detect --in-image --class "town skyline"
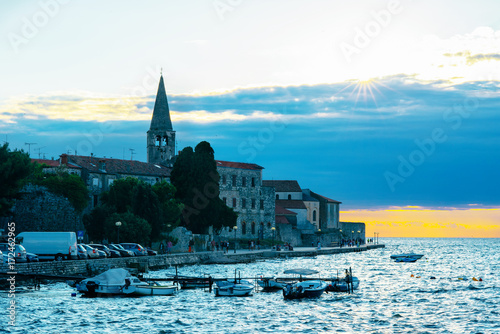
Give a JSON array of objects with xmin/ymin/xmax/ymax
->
[{"xmin": 1, "ymin": 0, "xmax": 499, "ymax": 237}]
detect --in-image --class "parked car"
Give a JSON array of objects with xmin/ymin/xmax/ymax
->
[
  {"xmin": 0, "ymin": 243, "xmax": 27, "ymax": 263},
  {"xmin": 120, "ymin": 243, "xmax": 147, "ymax": 256},
  {"xmin": 96, "ymin": 249, "xmax": 107, "ymax": 258},
  {"xmin": 146, "ymin": 248, "xmax": 158, "ymax": 256},
  {"xmin": 81, "ymin": 244, "xmax": 99, "ymax": 259},
  {"xmin": 26, "ymin": 252, "xmax": 39, "ymax": 262},
  {"xmin": 107, "ymin": 244, "xmax": 134, "ymax": 257},
  {"xmin": 89, "ymin": 244, "xmax": 120, "ymax": 258},
  {"xmin": 77, "ymin": 244, "xmax": 88, "ymax": 259}
]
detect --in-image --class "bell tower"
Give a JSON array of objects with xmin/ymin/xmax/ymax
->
[{"xmin": 147, "ymin": 75, "xmax": 176, "ymax": 165}]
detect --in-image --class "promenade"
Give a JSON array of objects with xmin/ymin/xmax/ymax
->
[{"xmin": 0, "ymin": 243, "xmax": 385, "ymax": 283}]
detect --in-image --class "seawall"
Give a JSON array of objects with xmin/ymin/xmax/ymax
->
[{"xmin": 1, "ymin": 244, "xmax": 385, "ymax": 279}]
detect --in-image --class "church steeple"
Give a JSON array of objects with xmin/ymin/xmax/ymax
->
[
  {"xmin": 150, "ymin": 75, "xmax": 173, "ymax": 131},
  {"xmin": 147, "ymin": 75, "xmax": 176, "ymax": 165}
]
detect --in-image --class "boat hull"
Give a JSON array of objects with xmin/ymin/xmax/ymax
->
[
  {"xmin": 326, "ymin": 277, "xmax": 360, "ymax": 292},
  {"xmin": 214, "ymin": 281, "xmax": 254, "ymax": 297},
  {"xmin": 283, "ymin": 280, "xmax": 328, "ymax": 300},
  {"xmin": 123, "ymin": 284, "xmax": 179, "ymax": 296}
]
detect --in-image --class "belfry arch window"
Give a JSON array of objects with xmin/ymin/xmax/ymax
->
[
  {"xmin": 155, "ymin": 136, "xmax": 162, "ymax": 146},
  {"xmin": 163, "ymin": 136, "xmax": 168, "ymax": 146},
  {"xmin": 313, "ymin": 210, "xmax": 317, "ymax": 221}
]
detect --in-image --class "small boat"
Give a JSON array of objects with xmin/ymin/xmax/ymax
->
[
  {"xmin": 123, "ymin": 282, "xmax": 180, "ymax": 296},
  {"xmin": 394, "ymin": 257, "xmax": 418, "ymax": 263},
  {"xmin": 283, "ymin": 280, "xmax": 328, "ymax": 299},
  {"xmin": 76, "ymin": 268, "xmax": 148, "ymax": 296},
  {"xmin": 390, "ymin": 253, "xmax": 424, "ymax": 261},
  {"xmin": 257, "ymin": 277, "xmax": 290, "ymax": 290},
  {"xmin": 213, "ymin": 280, "xmax": 254, "ymax": 297},
  {"xmin": 326, "ymin": 276, "xmax": 360, "ymax": 292}
]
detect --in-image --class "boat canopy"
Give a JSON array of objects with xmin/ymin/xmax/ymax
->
[
  {"xmin": 82, "ymin": 268, "xmax": 131, "ymax": 285},
  {"xmin": 283, "ymin": 269, "xmax": 319, "ymax": 275}
]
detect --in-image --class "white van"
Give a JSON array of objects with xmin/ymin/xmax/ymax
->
[{"xmin": 17, "ymin": 232, "xmax": 78, "ymax": 261}]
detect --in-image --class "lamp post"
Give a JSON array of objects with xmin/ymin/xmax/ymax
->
[
  {"xmin": 233, "ymin": 225, "xmax": 238, "ymax": 254},
  {"xmin": 339, "ymin": 229, "xmax": 343, "ymax": 247},
  {"xmin": 115, "ymin": 221, "xmax": 122, "ymax": 243},
  {"xmin": 271, "ymin": 227, "xmax": 276, "ymax": 250}
]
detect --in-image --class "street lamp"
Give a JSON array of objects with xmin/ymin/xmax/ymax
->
[
  {"xmin": 233, "ymin": 225, "xmax": 238, "ymax": 253},
  {"xmin": 115, "ymin": 221, "xmax": 122, "ymax": 243},
  {"xmin": 271, "ymin": 227, "xmax": 276, "ymax": 250}
]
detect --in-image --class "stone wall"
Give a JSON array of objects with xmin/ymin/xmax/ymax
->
[{"xmin": 12, "ymin": 184, "xmax": 83, "ymax": 233}]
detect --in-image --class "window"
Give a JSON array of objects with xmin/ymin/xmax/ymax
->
[
  {"xmin": 222, "ymin": 175, "xmax": 226, "ymax": 185},
  {"xmin": 232, "ymin": 175, "xmax": 237, "ymax": 187},
  {"xmin": 288, "ymin": 194, "xmax": 292, "ymax": 200},
  {"xmin": 251, "ymin": 177, "xmax": 255, "ymax": 187},
  {"xmin": 223, "ymin": 197, "xmax": 227, "ymax": 205},
  {"xmin": 242, "ymin": 198, "xmax": 246, "ymax": 208},
  {"xmin": 232, "ymin": 198, "xmax": 237, "ymax": 208},
  {"xmin": 313, "ymin": 210, "xmax": 317, "ymax": 221},
  {"xmin": 267, "ymin": 222, "xmax": 271, "ymax": 228},
  {"xmin": 251, "ymin": 198, "xmax": 256, "ymax": 209},
  {"xmin": 251, "ymin": 222, "xmax": 256, "ymax": 234},
  {"xmin": 242, "ymin": 177, "xmax": 246, "ymax": 187},
  {"xmin": 260, "ymin": 199, "xmax": 264, "ymax": 210},
  {"xmin": 108, "ymin": 179, "xmax": 114, "ymax": 186},
  {"xmin": 242, "ymin": 222, "xmax": 246, "ymax": 235},
  {"xmin": 92, "ymin": 178, "xmax": 98, "ymax": 186},
  {"xmin": 276, "ymin": 194, "xmax": 279, "ymax": 200}
]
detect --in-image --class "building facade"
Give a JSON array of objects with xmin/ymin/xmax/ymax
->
[{"xmin": 217, "ymin": 161, "xmax": 275, "ymax": 240}]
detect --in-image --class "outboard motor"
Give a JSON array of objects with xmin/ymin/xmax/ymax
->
[{"xmin": 86, "ymin": 281, "xmax": 98, "ymax": 295}]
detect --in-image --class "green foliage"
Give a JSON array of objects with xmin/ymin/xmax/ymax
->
[
  {"xmin": 35, "ymin": 171, "xmax": 89, "ymax": 212},
  {"xmin": 85, "ymin": 177, "xmax": 183, "ymax": 244},
  {"xmin": 171, "ymin": 141, "xmax": 237, "ymax": 234},
  {"xmin": 0, "ymin": 143, "xmax": 34, "ymax": 216},
  {"xmin": 104, "ymin": 212, "xmax": 152, "ymax": 245}
]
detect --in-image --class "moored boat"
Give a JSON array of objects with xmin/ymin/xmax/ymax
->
[
  {"xmin": 214, "ymin": 280, "xmax": 254, "ymax": 297},
  {"xmin": 76, "ymin": 268, "xmax": 148, "ymax": 296},
  {"xmin": 283, "ymin": 280, "xmax": 328, "ymax": 299},
  {"xmin": 326, "ymin": 276, "xmax": 360, "ymax": 292},
  {"xmin": 390, "ymin": 253, "xmax": 424, "ymax": 260},
  {"xmin": 123, "ymin": 282, "xmax": 180, "ymax": 296}
]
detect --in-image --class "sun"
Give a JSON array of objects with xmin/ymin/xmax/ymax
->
[{"xmin": 337, "ymin": 77, "xmax": 393, "ymax": 107}]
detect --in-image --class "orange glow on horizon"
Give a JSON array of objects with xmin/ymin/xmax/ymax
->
[{"xmin": 341, "ymin": 207, "xmax": 500, "ymax": 238}]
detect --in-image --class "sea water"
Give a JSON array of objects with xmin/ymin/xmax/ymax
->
[{"xmin": 1, "ymin": 238, "xmax": 499, "ymax": 333}]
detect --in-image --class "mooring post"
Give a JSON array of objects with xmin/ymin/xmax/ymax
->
[{"xmin": 349, "ymin": 267, "xmax": 353, "ymax": 293}]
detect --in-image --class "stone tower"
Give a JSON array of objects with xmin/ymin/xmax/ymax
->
[{"xmin": 147, "ymin": 75, "xmax": 176, "ymax": 165}]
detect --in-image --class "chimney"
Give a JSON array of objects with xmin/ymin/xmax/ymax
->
[{"xmin": 60, "ymin": 154, "xmax": 68, "ymax": 165}]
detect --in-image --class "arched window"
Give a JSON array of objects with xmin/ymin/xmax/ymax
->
[
  {"xmin": 251, "ymin": 222, "xmax": 256, "ymax": 234},
  {"xmin": 163, "ymin": 136, "xmax": 168, "ymax": 145},
  {"xmin": 313, "ymin": 210, "xmax": 317, "ymax": 221},
  {"xmin": 241, "ymin": 222, "xmax": 246, "ymax": 235},
  {"xmin": 276, "ymin": 194, "xmax": 279, "ymax": 200},
  {"xmin": 287, "ymin": 194, "xmax": 292, "ymax": 200},
  {"xmin": 155, "ymin": 136, "xmax": 161, "ymax": 146}
]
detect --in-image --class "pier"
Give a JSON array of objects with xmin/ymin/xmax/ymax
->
[{"xmin": 0, "ymin": 244, "xmax": 385, "ymax": 282}]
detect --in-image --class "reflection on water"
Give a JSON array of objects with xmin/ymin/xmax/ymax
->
[{"xmin": 2, "ymin": 238, "xmax": 499, "ymax": 333}]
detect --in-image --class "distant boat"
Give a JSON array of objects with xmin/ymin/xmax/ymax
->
[
  {"xmin": 283, "ymin": 280, "xmax": 328, "ymax": 299},
  {"xmin": 214, "ymin": 280, "xmax": 254, "ymax": 297},
  {"xmin": 390, "ymin": 253, "xmax": 424, "ymax": 261}
]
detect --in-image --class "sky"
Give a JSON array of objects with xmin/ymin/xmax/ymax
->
[{"xmin": 1, "ymin": 0, "xmax": 499, "ymax": 237}]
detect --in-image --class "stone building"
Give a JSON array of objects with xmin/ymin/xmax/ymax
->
[
  {"xmin": 216, "ymin": 161, "xmax": 275, "ymax": 240},
  {"xmin": 305, "ymin": 189, "xmax": 341, "ymax": 230}
]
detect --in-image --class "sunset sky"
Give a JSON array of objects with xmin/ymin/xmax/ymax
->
[{"xmin": 1, "ymin": 0, "xmax": 499, "ymax": 237}]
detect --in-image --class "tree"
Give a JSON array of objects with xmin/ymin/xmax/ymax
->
[
  {"xmin": 152, "ymin": 181, "xmax": 183, "ymax": 229},
  {"xmin": 171, "ymin": 141, "xmax": 237, "ymax": 234},
  {"xmin": 104, "ymin": 212, "xmax": 151, "ymax": 245},
  {"xmin": 35, "ymin": 170, "xmax": 89, "ymax": 212},
  {"xmin": 0, "ymin": 143, "xmax": 33, "ymax": 216}
]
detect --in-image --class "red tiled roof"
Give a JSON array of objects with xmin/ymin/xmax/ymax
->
[
  {"xmin": 276, "ymin": 199, "xmax": 307, "ymax": 210},
  {"xmin": 32, "ymin": 159, "xmax": 60, "ymax": 167},
  {"xmin": 66, "ymin": 155, "xmax": 171, "ymax": 177},
  {"xmin": 263, "ymin": 180, "xmax": 302, "ymax": 192},
  {"xmin": 216, "ymin": 160, "xmax": 264, "ymax": 170},
  {"xmin": 275, "ymin": 216, "xmax": 290, "ymax": 224},
  {"xmin": 311, "ymin": 191, "xmax": 342, "ymax": 204},
  {"xmin": 275, "ymin": 204, "xmax": 297, "ymax": 215}
]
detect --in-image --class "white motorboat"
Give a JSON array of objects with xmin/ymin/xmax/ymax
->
[
  {"xmin": 76, "ymin": 268, "xmax": 148, "ymax": 296},
  {"xmin": 390, "ymin": 253, "xmax": 424, "ymax": 260},
  {"xmin": 283, "ymin": 280, "xmax": 328, "ymax": 299},
  {"xmin": 123, "ymin": 282, "xmax": 180, "ymax": 296},
  {"xmin": 213, "ymin": 280, "xmax": 254, "ymax": 297},
  {"xmin": 257, "ymin": 268, "xmax": 318, "ymax": 291}
]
